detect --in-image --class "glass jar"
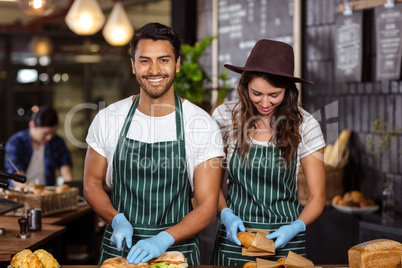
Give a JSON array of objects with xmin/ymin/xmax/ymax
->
[{"xmin": 381, "ymin": 176, "xmax": 394, "ymax": 219}]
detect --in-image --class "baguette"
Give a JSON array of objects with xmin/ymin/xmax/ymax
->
[{"xmin": 325, "ymin": 129, "xmax": 351, "ymax": 166}]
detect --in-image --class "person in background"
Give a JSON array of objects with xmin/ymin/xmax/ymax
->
[
  {"xmin": 4, "ymin": 105, "xmax": 73, "ymax": 188},
  {"xmin": 83, "ymin": 22, "xmax": 224, "ymax": 265},
  {"xmin": 212, "ymin": 39, "xmax": 326, "ymax": 263}
]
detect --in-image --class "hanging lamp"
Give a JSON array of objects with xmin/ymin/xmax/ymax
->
[
  {"xmin": 65, "ymin": 0, "xmax": 105, "ymax": 35},
  {"xmin": 102, "ymin": 2, "xmax": 134, "ymax": 46},
  {"xmin": 17, "ymin": 0, "xmax": 55, "ymax": 16}
]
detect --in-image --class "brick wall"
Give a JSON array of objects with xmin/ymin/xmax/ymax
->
[{"xmin": 303, "ymin": 0, "xmax": 402, "ymax": 213}]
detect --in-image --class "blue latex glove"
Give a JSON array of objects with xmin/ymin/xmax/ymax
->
[
  {"xmin": 110, "ymin": 213, "xmax": 133, "ymax": 251},
  {"xmin": 266, "ymin": 220, "xmax": 306, "ymax": 249},
  {"xmin": 220, "ymin": 208, "xmax": 246, "ymax": 246},
  {"xmin": 127, "ymin": 231, "xmax": 175, "ymax": 264}
]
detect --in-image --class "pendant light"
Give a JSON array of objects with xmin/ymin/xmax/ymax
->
[
  {"xmin": 65, "ymin": 0, "xmax": 105, "ymax": 35},
  {"xmin": 102, "ymin": 2, "xmax": 134, "ymax": 46},
  {"xmin": 17, "ymin": 0, "xmax": 55, "ymax": 16}
]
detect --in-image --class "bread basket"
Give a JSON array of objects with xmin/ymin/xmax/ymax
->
[{"xmin": 297, "ymin": 148, "xmax": 349, "ymax": 206}]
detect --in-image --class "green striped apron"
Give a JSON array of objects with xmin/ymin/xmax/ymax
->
[
  {"xmin": 99, "ymin": 95, "xmax": 199, "ymax": 265},
  {"xmin": 213, "ymin": 144, "xmax": 305, "ymax": 265}
]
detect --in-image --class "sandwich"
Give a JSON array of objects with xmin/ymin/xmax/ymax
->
[
  {"xmin": 100, "ymin": 257, "xmax": 148, "ymax": 268},
  {"xmin": 149, "ymin": 251, "xmax": 188, "ymax": 268},
  {"xmin": 237, "ymin": 231, "xmax": 256, "ymax": 247}
]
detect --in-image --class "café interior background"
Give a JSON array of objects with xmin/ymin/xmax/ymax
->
[
  {"xmin": 0, "ymin": 0, "xmax": 402, "ymax": 216},
  {"xmin": 0, "ymin": 0, "xmax": 176, "ymax": 180}
]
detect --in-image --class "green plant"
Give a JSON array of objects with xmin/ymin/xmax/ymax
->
[
  {"xmin": 366, "ymin": 116, "xmax": 400, "ymax": 173},
  {"xmin": 174, "ymin": 35, "xmax": 230, "ymax": 106}
]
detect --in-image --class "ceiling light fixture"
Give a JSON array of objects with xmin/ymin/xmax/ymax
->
[
  {"xmin": 102, "ymin": 2, "xmax": 134, "ymax": 46},
  {"xmin": 16, "ymin": 0, "xmax": 55, "ymax": 16},
  {"xmin": 65, "ymin": 0, "xmax": 105, "ymax": 35}
]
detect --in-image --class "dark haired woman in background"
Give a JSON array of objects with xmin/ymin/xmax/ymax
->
[
  {"xmin": 212, "ymin": 39, "xmax": 326, "ymax": 263},
  {"xmin": 5, "ymin": 105, "xmax": 73, "ymax": 188}
]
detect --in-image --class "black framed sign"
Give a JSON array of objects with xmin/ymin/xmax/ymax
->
[
  {"xmin": 334, "ymin": 12, "xmax": 363, "ymax": 82},
  {"xmin": 374, "ymin": 4, "xmax": 402, "ymax": 81},
  {"xmin": 217, "ymin": 0, "xmax": 294, "ymax": 89}
]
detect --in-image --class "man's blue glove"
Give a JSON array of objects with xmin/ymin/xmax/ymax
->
[
  {"xmin": 110, "ymin": 213, "xmax": 133, "ymax": 251},
  {"xmin": 127, "ymin": 231, "xmax": 175, "ymax": 264},
  {"xmin": 220, "ymin": 208, "xmax": 246, "ymax": 246},
  {"xmin": 266, "ymin": 220, "xmax": 306, "ymax": 249}
]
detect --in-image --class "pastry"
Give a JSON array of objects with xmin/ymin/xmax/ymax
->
[
  {"xmin": 34, "ymin": 249, "xmax": 59, "ymax": 268},
  {"xmin": 10, "ymin": 249, "xmax": 43, "ymax": 268}
]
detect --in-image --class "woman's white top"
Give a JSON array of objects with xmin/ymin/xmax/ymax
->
[{"xmin": 212, "ymin": 100, "xmax": 326, "ymax": 173}]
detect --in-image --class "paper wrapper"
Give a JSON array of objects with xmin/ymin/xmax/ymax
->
[
  {"xmin": 255, "ymin": 251, "xmax": 315, "ymax": 268},
  {"xmin": 241, "ymin": 228, "xmax": 275, "ymax": 256}
]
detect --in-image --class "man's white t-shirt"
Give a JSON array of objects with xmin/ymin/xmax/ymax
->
[
  {"xmin": 212, "ymin": 100, "xmax": 326, "ymax": 173},
  {"xmin": 86, "ymin": 96, "xmax": 225, "ymax": 190}
]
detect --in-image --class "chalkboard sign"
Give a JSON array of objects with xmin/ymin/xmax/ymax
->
[
  {"xmin": 217, "ymin": 0, "xmax": 294, "ymax": 91},
  {"xmin": 334, "ymin": 12, "xmax": 363, "ymax": 82},
  {"xmin": 375, "ymin": 4, "xmax": 402, "ymax": 81}
]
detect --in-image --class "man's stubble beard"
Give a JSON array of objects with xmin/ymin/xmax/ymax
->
[{"xmin": 136, "ymin": 73, "xmax": 176, "ymax": 99}]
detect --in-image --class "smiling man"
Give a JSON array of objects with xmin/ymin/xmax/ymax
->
[{"xmin": 83, "ymin": 23, "xmax": 225, "ymax": 266}]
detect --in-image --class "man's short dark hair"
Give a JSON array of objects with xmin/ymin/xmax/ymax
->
[
  {"xmin": 130, "ymin": 22, "xmax": 181, "ymax": 61},
  {"xmin": 30, "ymin": 105, "xmax": 58, "ymax": 127}
]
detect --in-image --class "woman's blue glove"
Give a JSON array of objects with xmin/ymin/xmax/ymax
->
[
  {"xmin": 110, "ymin": 213, "xmax": 133, "ymax": 251},
  {"xmin": 266, "ymin": 220, "xmax": 306, "ymax": 249},
  {"xmin": 220, "ymin": 208, "xmax": 246, "ymax": 246},
  {"xmin": 127, "ymin": 231, "xmax": 175, "ymax": 264}
]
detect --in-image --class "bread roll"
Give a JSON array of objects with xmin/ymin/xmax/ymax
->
[
  {"xmin": 331, "ymin": 194, "xmax": 342, "ymax": 206},
  {"xmin": 10, "ymin": 249, "xmax": 43, "ymax": 268},
  {"xmin": 101, "ymin": 257, "xmax": 149, "ymax": 268},
  {"xmin": 277, "ymin": 257, "xmax": 286, "ymax": 264},
  {"xmin": 359, "ymin": 199, "xmax": 375, "ymax": 207},
  {"xmin": 237, "ymin": 232, "xmax": 256, "ymax": 247},
  {"xmin": 56, "ymin": 184, "xmax": 71, "ymax": 193},
  {"xmin": 243, "ymin": 262, "xmax": 257, "ymax": 268},
  {"xmin": 34, "ymin": 249, "xmax": 59, "ymax": 268},
  {"xmin": 348, "ymin": 239, "xmax": 402, "ymax": 268}
]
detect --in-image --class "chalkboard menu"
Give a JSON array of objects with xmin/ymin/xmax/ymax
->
[
  {"xmin": 217, "ymin": 0, "xmax": 294, "ymax": 90},
  {"xmin": 334, "ymin": 12, "xmax": 363, "ymax": 82},
  {"xmin": 375, "ymin": 4, "xmax": 402, "ymax": 81}
]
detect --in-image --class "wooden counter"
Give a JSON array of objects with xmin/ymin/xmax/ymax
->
[
  {"xmin": 0, "ymin": 216, "xmax": 65, "ymax": 261},
  {"xmin": 2, "ymin": 257, "xmax": 348, "ymax": 268},
  {"xmin": 0, "ymin": 205, "xmax": 93, "ymax": 262}
]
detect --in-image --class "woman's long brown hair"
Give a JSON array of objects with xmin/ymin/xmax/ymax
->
[{"xmin": 230, "ymin": 71, "xmax": 303, "ymax": 168}]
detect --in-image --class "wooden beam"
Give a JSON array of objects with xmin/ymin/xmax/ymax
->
[{"xmin": 338, "ymin": 0, "xmax": 402, "ymax": 12}]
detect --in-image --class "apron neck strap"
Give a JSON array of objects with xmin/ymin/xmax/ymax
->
[{"xmin": 120, "ymin": 94, "xmax": 184, "ymax": 141}]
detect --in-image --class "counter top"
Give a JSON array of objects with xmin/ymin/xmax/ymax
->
[
  {"xmin": 59, "ymin": 266, "xmax": 347, "ymax": 268},
  {"xmin": 0, "ymin": 205, "xmax": 93, "ymax": 262},
  {"xmin": 0, "ymin": 217, "xmax": 65, "ymax": 261}
]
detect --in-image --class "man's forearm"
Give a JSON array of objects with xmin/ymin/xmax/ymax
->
[
  {"xmin": 164, "ymin": 201, "xmax": 217, "ymax": 244},
  {"xmin": 84, "ymin": 180, "xmax": 119, "ymax": 225}
]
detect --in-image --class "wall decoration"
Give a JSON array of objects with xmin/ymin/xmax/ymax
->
[
  {"xmin": 217, "ymin": 0, "xmax": 294, "ymax": 90},
  {"xmin": 374, "ymin": 4, "xmax": 402, "ymax": 80},
  {"xmin": 334, "ymin": 11, "xmax": 363, "ymax": 82}
]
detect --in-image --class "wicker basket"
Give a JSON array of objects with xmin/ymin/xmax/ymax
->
[
  {"xmin": 297, "ymin": 149, "xmax": 350, "ymax": 206},
  {"xmin": 5, "ymin": 187, "xmax": 79, "ymax": 216}
]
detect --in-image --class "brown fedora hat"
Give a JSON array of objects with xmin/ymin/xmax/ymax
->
[{"xmin": 224, "ymin": 39, "xmax": 313, "ymax": 84}]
